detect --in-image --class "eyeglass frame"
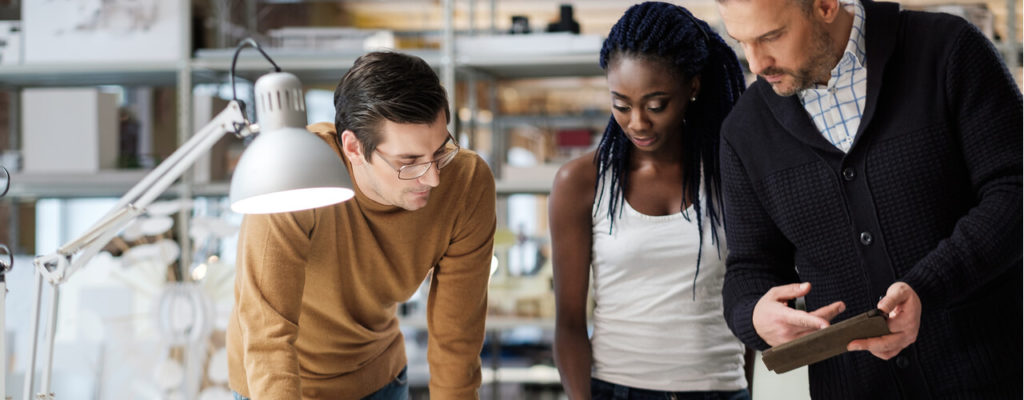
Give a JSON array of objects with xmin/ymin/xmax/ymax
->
[{"xmin": 372, "ymin": 133, "xmax": 461, "ymax": 180}]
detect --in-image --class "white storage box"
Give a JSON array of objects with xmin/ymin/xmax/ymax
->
[
  {"xmin": 23, "ymin": 1, "xmax": 181, "ymax": 63},
  {"xmin": 22, "ymin": 88, "xmax": 119, "ymax": 173},
  {"xmin": 0, "ymin": 20, "xmax": 21, "ymax": 65},
  {"xmin": 456, "ymin": 32, "xmax": 603, "ymax": 55},
  {"xmin": 268, "ymin": 27, "xmax": 395, "ymax": 51}
]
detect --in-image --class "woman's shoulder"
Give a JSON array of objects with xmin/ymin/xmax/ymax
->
[{"xmin": 552, "ymin": 150, "xmax": 599, "ymax": 197}]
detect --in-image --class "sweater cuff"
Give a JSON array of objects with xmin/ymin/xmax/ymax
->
[
  {"xmin": 898, "ymin": 265, "xmax": 946, "ymax": 311},
  {"xmin": 428, "ymin": 385, "xmax": 479, "ymax": 400},
  {"xmin": 733, "ymin": 297, "xmax": 771, "ymax": 351}
]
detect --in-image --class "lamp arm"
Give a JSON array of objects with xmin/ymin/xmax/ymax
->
[
  {"xmin": 34, "ymin": 101, "xmax": 252, "ymax": 286},
  {"xmin": 22, "ymin": 100, "xmax": 252, "ymax": 400},
  {"xmin": 97, "ymin": 101, "xmax": 248, "ymax": 225}
]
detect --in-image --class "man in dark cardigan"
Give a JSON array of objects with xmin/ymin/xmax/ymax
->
[{"xmin": 715, "ymin": 0, "xmax": 1022, "ymax": 397}]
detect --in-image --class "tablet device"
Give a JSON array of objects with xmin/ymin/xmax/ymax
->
[{"xmin": 761, "ymin": 308, "xmax": 890, "ymax": 373}]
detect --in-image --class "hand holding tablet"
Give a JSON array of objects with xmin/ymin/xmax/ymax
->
[{"xmin": 762, "ymin": 309, "xmax": 891, "ymax": 373}]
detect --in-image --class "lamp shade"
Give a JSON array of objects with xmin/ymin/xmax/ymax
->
[
  {"xmin": 229, "ymin": 126, "xmax": 354, "ymax": 214},
  {"xmin": 229, "ymin": 72, "xmax": 354, "ymax": 214}
]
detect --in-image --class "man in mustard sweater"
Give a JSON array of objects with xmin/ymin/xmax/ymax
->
[{"xmin": 227, "ymin": 52, "xmax": 497, "ymax": 399}]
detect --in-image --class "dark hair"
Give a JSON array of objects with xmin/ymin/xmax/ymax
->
[
  {"xmin": 334, "ymin": 51, "xmax": 450, "ymax": 161},
  {"xmin": 595, "ymin": 2, "xmax": 745, "ymax": 295}
]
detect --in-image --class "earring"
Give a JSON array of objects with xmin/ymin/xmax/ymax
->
[{"xmin": 690, "ymin": 96, "xmax": 697, "ymax": 102}]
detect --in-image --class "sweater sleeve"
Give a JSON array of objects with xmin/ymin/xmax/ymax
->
[
  {"xmin": 720, "ymin": 136, "xmax": 800, "ymax": 351},
  {"xmin": 426, "ymin": 156, "xmax": 496, "ymax": 399},
  {"xmin": 899, "ymin": 22, "xmax": 1023, "ymax": 308},
  {"xmin": 235, "ymin": 209, "xmax": 316, "ymax": 398}
]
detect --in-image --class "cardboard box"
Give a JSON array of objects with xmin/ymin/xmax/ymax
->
[{"xmin": 191, "ymin": 93, "xmax": 234, "ymax": 183}]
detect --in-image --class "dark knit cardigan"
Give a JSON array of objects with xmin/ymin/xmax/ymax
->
[{"xmin": 719, "ymin": 2, "xmax": 1022, "ymax": 399}]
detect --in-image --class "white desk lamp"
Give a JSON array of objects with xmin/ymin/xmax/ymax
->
[
  {"xmin": 2, "ymin": 164, "xmax": 13, "ymax": 399},
  {"xmin": 1, "ymin": 240, "xmax": 10, "ymax": 399},
  {"xmin": 14, "ymin": 39, "xmax": 354, "ymax": 400}
]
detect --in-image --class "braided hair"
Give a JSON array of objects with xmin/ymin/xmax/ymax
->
[{"xmin": 595, "ymin": 2, "xmax": 745, "ymax": 296}]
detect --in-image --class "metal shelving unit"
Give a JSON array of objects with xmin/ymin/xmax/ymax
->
[
  {"xmin": 192, "ymin": 48, "xmax": 443, "ymax": 84},
  {"xmin": 5, "ymin": 171, "xmax": 152, "ymax": 198},
  {"xmin": 458, "ymin": 52, "xmax": 601, "ymax": 79},
  {"xmin": 0, "ymin": 0, "xmax": 1018, "ymax": 199},
  {"xmin": 0, "ymin": 63, "xmax": 181, "ymax": 87}
]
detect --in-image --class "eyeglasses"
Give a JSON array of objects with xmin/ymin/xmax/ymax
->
[{"xmin": 373, "ymin": 133, "xmax": 460, "ymax": 180}]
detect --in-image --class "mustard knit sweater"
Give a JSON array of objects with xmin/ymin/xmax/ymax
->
[{"xmin": 227, "ymin": 122, "xmax": 496, "ymax": 399}]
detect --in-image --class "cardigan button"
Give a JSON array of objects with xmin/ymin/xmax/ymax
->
[
  {"xmin": 842, "ymin": 168, "xmax": 856, "ymax": 181},
  {"xmin": 859, "ymin": 232, "xmax": 873, "ymax": 245}
]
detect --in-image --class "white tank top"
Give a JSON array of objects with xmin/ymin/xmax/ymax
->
[{"xmin": 590, "ymin": 174, "xmax": 746, "ymax": 392}]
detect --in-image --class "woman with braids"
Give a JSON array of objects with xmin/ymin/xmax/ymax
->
[{"xmin": 549, "ymin": 2, "xmax": 751, "ymax": 399}]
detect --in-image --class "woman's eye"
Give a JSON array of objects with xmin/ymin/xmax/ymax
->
[
  {"xmin": 647, "ymin": 102, "xmax": 667, "ymax": 112},
  {"xmin": 613, "ymin": 105, "xmax": 630, "ymax": 112}
]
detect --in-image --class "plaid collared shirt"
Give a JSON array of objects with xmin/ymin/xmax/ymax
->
[{"xmin": 799, "ymin": 0, "xmax": 867, "ymax": 153}]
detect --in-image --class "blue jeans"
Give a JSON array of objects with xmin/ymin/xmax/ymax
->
[
  {"xmin": 363, "ymin": 366, "xmax": 410, "ymax": 400},
  {"xmin": 233, "ymin": 366, "xmax": 409, "ymax": 400},
  {"xmin": 591, "ymin": 378, "xmax": 751, "ymax": 400}
]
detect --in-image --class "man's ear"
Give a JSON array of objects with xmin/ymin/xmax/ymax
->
[
  {"xmin": 340, "ymin": 130, "xmax": 365, "ymax": 166},
  {"xmin": 690, "ymin": 75, "xmax": 701, "ymax": 101},
  {"xmin": 816, "ymin": 0, "xmax": 842, "ymax": 23}
]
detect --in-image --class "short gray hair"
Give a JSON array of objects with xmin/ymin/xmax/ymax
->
[{"xmin": 715, "ymin": 0, "xmax": 814, "ymax": 14}]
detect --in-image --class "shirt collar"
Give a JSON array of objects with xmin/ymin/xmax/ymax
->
[{"xmin": 844, "ymin": 0, "xmax": 867, "ymax": 68}]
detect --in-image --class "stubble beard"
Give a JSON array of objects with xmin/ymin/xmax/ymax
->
[{"xmin": 766, "ymin": 24, "xmax": 837, "ymax": 97}]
